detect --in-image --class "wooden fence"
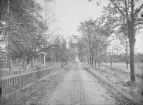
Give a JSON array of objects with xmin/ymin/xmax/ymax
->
[{"xmin": 0, "ymin": 64, "xmax": 60, "ymax": 96}]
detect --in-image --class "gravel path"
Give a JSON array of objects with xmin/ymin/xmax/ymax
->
[{"xmin": 41, "ymin": 62, "xmax": 116, "ymax": 105}]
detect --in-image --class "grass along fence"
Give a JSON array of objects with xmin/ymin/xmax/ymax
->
[{"xmin": 0, "ymin": 63, "xmax": 60, "ymax": 97}]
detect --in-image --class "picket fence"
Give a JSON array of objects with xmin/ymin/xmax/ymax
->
[{"xmin": 0, "ymin": 64, "xmax": 60, "ymax": 96}]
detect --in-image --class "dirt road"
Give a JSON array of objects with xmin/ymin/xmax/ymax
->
[{"xmin": 41, "ymin": 62, "xmax": 116, "ymax": 105}]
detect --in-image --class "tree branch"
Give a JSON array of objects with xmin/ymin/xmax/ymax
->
[
  {"xmin": 110, "ymin": 0, "xmax": 127, "ymax": 19},
  {"xmin": 135, "ymin": 18, "xmax": 143, "ymax": 25},
  {"xmin": 134, "ymin": 3, "xmax": 143, "ymax": 16},
  {"xmin": 135, "ymin": 22, "xmax": 143, "ymax": 25},
  {"xmin": 124, "ymin": 0, "xmax": 129, "ymax": 20},
  {"xmin": 114, "ymin": 22, "xmax": 126, "ymax": 27}
]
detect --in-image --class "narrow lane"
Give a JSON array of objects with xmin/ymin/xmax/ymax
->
[{"xmin": 41, "ymin": 62, "xmax": 116, "ymax": 105}]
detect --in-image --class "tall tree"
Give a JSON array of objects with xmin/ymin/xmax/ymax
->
[
  {"xmin": 78, "ymin": 18, "xmax": 111, "ymax": 67},
  {"xmin": 78, "ymin": 19, "xmax": 96, "ymax": 66},
  {"xmin": 0, "ymin": 0, "xmax": 57, "ymax": 70},
  {"xmin": 89, "ymin": 0, "xmax": 143, "ymax": 82}
]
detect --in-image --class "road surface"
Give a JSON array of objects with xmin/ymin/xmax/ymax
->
[{"xmin": 41, "ymin": 62, "xmax": 116, "ymax": 105}]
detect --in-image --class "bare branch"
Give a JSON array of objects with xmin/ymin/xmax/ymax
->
[
  {"xmin": 134, "ymin": 3, "xmax": 143, "ymax": 16},
  {"xmin": 124, "ymin": 0, "xmax": 129, "ymax": 20},
  {"xmin": 110, "ymin": 0, "xmax": 127, "ymax": 19}
]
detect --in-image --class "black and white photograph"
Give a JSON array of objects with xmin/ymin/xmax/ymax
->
[{"xmin": 0, "ymin": 0, "xmax": 143, "ymax": 105}]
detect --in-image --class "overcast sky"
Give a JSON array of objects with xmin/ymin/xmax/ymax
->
[
  {"xmin": 40, "ymin": 0, "xmax": 143, "ymax": 53},
  {"xmin": 55, "ymin": 0, "xmax": 107, "ymax": 37}
]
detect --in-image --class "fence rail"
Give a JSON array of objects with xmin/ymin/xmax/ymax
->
[
  {"xmin": 0, "ymin": 63, "xmax": 59, "ymax": 77},
  {"xmin": 0, "ymin": 64, "xmax": 60, "ymax": 96}
]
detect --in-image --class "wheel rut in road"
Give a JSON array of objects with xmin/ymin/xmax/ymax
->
[{"xmin": 41, "ymin": 63, "xmax": 116, "ymax": 105}]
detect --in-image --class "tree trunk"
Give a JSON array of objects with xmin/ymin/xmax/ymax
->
[
  {"xmin": 126, "ymin": 39, "xmax": 129, "ymax": 70},
  {"xmin": 94, "ymin": 59, "xmax": 96, "ymax": 67},
  {"xmin": 43, "ymin": 54, "xmax": 46, "ymax": 67},
  {"xmin": 90, "ymin": 54, "xmax": 92, "ymax": 65},
  {"xmin": 129, "ymin": 38, "xmax": 135, "ymax": 81},
  {"xmin": 98, "ymin": 58, "xmax": 101, "ymax": 69},
  {"xmin": 98, "ymin": 46, "xmax": 102, "ymax": 69},
  {"xmin": 128, "ymin": 21, "xmax": 135, "ymax": 82},
  {"xmin": 61, "ymin": 56, "xmax": 64, "ymax": 68},
  {"xmin": 126, "ymin": 60, "xmax": 128, "ymax": 70},
  {"xmin": 89, "ymin": 40, "xmax": 92, "ymax": 66},
  {"xmin": 26, "ymin": 58, "xmax": 31, "ymax": 70},
  {"xmin": 31, "ymin": 58, "xmax": 34, "ymax": 68},
  {"xmin": 91, "ymin": 52, "xmax": 94, "ymax": 66},
  {"xmin": 22, "ymin": 58, "xmax": 26, "ymax": 69},
  {"xmin": 98, "ymin": 61, "xmax": 100, "ymax": 69},
  {"xmin": 110, "ymin": 57, "xmax": 112, "ymax": 68},
  {"xmin": 110, "ymin": 48, "xmax": 113, "ymax": 68},
  {"xmin": 87, "ymin": 56, "xmax": 88, "ymax": 64}
]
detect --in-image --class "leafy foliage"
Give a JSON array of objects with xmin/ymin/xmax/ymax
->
[
  {"xmin": 0, "ymin": 0, "xmax": 59, "ymax": 69},
  {"xmin": 78, "ymin": 18, "xmax": 112, "ymax": 66}
]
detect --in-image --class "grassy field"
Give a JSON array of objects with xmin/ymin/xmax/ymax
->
[
  {"xmin": 85, "ymin": 63, "xmax": 143, "ymax": 104},
  {"xmin": 103, "ymin": 62, "xmax": 143, "ymax": 74},
  {"xmin": 102, "ymin": 62, "xmax": 143, "ymax": 92}
]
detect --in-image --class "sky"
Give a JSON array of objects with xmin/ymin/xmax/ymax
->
[
  {"xmin": 54, "ymin": 0, "xmax": 108, "ymax": 38},
  {"xmin": 39, "ymin": 0, "xmax": 143, "ymax": 53}
]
